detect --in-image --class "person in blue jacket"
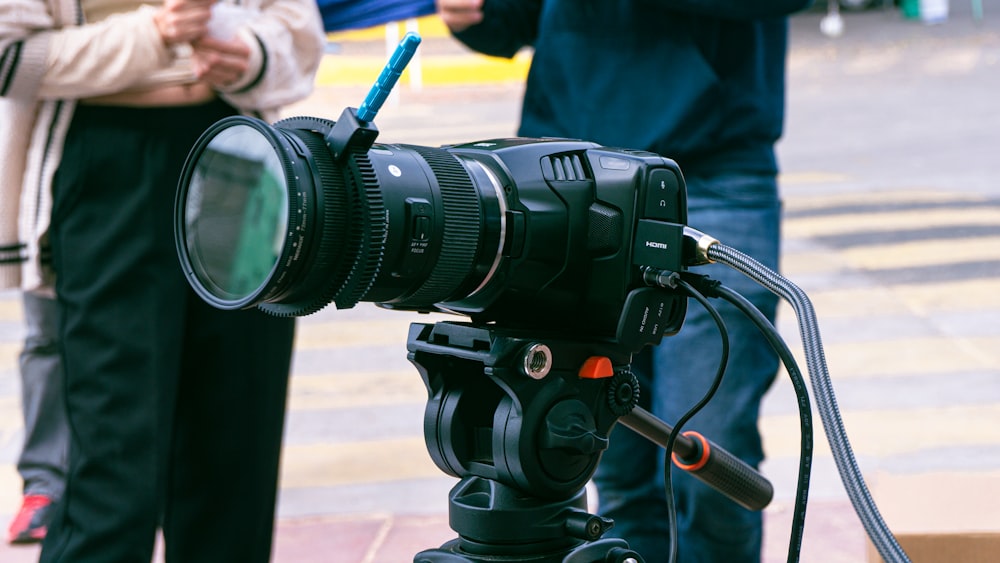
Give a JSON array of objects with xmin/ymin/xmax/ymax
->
[{"xmin": 437, "ymin": 1, "xmax": 811, "ymax": 561}]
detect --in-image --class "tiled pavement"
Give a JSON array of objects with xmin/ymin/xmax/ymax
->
[{"xmin": 3, "ymin": 5, "xmax": 1000, "ymax": 562}]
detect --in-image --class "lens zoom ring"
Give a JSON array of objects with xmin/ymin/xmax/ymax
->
[
  {"xmin": 335, "ymin": 150, "xmax": 385, "ymax": 309},
  {"xmin": 286, "ymin": 128, "xmax": 351, "ymax": 315},
  {"xmin": 403, "ymin": 146, "xmax": 482, "ymax": 305}
]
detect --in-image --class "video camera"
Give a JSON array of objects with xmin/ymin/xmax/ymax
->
[
  {"xmin": 174, "ymin": 109, "xmax": 689, "ymax": 354},
  {"xmin": 171, "ymin": 32, "xmax": 750, "ymax": 563}
]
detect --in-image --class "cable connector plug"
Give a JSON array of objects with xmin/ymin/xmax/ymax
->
[
  {"xmin": 642, "ymin": 267, "xmax": 723, "ymax": 300},
  {"xmin": 679, "ymin": 272, "xmax": 722, "ymax": 299},
  {"xmin": 682, "ymin": 226, "xmax": 720, "ymax": 266},
  {"xmin": 642, "ymin": 267, "xmax": 681, "ymax": 289}
]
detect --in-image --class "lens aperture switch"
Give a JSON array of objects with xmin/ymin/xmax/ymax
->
[
  {"xmin": 412, "ymin": 216, "xmax": 430, "ymax": 241},
  {"xmin": 406, "ymin": 198, "xmax": 433, "ymax": 243},
  {"xmin": 396, "ymin": 198, "xmax": 433, "ymax": 276}
]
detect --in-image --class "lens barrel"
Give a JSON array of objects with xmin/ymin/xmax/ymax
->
[{"xmin": 175, "ymin": 115, "xmax": 505, "ymax": 317}]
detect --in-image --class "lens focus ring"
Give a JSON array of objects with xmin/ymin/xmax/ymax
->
[{"xmin": 402, "ymin": 146, "xmax": 483, "ymax": 306}]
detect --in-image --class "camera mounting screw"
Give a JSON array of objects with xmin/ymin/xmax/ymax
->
[{"xmin": 522, "ymin": 343, "xmax": 552, "ymax": 379}]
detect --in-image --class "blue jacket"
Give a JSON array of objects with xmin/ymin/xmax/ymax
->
[{"xmin": 453, "ymin": 0, "xmax": 811, "ymax": 176}]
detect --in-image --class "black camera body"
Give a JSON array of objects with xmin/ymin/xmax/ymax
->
[
  {"xmin": 373, "ymin": 136, "xmax": 689, "ymax": 345},
  {"xmin": 174, "ymin": 110, "xmax": 689, "ymax": 352}
]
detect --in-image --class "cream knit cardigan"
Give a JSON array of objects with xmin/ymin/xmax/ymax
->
[{"xmin": 0, "ymin": 0, "xmax": 325, "ymax": 290}]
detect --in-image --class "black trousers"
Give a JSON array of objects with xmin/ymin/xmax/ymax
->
[{"xmin": 41, "ymin": 100, "xmax": 296, "ymax": 563}]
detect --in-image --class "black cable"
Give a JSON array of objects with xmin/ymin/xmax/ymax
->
[
  {"xmin": 708, "ymin": 281, "xmax": 814, "ymax": 563},
  {"xmin": 648, "ymin": 267, "xmax": 813, "ymax": 562},
  {"xmin": 663, "ymin": 277, "xmax": 730, "ymax": 563}
]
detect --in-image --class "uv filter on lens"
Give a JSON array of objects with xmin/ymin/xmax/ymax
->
[{"xmin": 177, "ymin": 119, "xmax": 290, "ymax": 307}]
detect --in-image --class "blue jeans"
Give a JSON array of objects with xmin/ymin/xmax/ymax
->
[{"xmin": 593, "ymin": 171, "xmax": 781, "ymax": 563}]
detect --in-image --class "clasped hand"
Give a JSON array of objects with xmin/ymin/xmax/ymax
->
[
  {"xmin": 436, "ymin": 0, "xmax": 484, "ymax": 32},
  {"xmin": 153, "ymin": 0, "xmax": 250, "ymax": 89}
]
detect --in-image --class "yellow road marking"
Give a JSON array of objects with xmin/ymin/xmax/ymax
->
[
  {"xmin": 288, "ymin": 371, "xmax": 426, "ymax": 411},
  {"xmin": 784, "ymin": 207, "xmax": 1000, "ymax": 238},
  {"xmin": 761, "ymin": 404, "xmax": 1000, "ymax": 459},
  {"xmin": 280, "ymin": 437, "xmax": 441, "ymax": 488}
]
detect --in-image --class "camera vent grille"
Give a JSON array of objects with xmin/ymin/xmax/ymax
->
[{"xmin": 543, "ymin": 153, "xmax": 590, "ymax": 182}]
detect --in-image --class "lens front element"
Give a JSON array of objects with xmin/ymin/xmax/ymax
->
[{"xmin": 177, "ymin": 119, "xmax": 290, "ymax": 307}]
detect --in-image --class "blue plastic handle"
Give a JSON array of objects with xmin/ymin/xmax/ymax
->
[{"xmin": 356, "ymin": 32, "xmax": 422, "ymax": 123}]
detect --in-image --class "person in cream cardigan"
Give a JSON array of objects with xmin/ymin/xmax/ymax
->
[{"xmin": 0, "ymin": 0, "xmax": 325, "ymax": 560}]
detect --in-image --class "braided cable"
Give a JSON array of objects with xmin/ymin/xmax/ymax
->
[{"xmin": 707, "ymin": 242, "xmax": 910, "ymax": 563}]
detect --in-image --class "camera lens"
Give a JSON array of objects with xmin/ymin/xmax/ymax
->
[{"xmin": 175, "ymin": 115, "xmax": 505, "ymax": 317}]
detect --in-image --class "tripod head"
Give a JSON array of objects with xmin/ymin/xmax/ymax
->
[
  {"xmin": 409, "ymin": 321, "xmax": 645, "ymax": 562},
  {"xmin": 408, "ymin": 319, "xmax": 773, "ymax": 562},
  {"xmin": 410, "ymin": 322, "xmax": 636, "ymax": 500}
]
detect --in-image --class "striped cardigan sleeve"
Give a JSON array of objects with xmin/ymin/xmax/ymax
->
[
  {"xmin": 217, "ymin": 0, "xmax": 325, "ymax": 116},
  {"xmin": 1, "ymin": 2, "xmax": 175, "ymax": 102},
  {"xmin": 1, "ymin": 0, "xmax": 56, "ymax": 99}
]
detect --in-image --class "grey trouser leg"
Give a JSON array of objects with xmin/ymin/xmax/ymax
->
[{"xmin": 16, "ymin": 291, "xmax": 68, "ymax": 499}]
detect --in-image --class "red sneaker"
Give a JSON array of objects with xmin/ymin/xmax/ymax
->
[{"xmin": 7, "ymin": 494, "xmax": 54, "ymax": 544}]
